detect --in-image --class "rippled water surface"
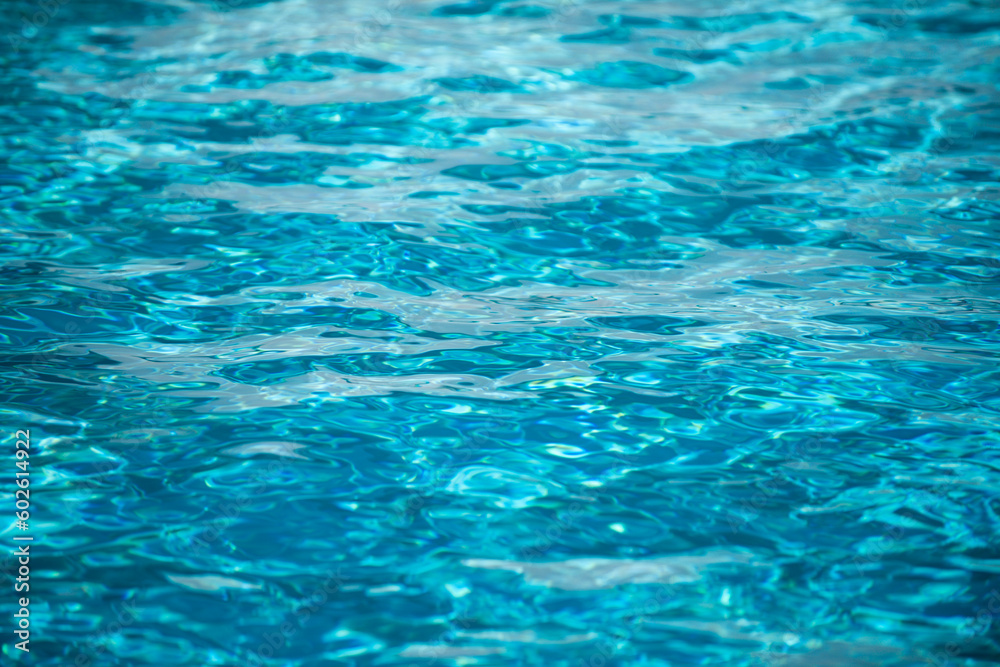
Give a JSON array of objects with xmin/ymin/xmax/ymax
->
[{"xmin": 3, "ymin": 0, "xmax": 1000, "ymax": 664}]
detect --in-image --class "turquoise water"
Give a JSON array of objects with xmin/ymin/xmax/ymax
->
[{"xmin": 2, "ymin": 0, "xmax": 1000, "ymax": 664}]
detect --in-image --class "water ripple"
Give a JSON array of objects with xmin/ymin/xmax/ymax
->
[{"xmin": 4, "ymin": 0, "xmax": 999, "ymax": 665}]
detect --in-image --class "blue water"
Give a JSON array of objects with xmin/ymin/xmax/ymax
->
[{"xmin": 2, "ymin": 0, "xmax": 999, "ymax": 665}]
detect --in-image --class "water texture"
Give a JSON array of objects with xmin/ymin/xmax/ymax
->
[{"xmin": 1, "ymin": 0, "xmax": 999, "ymax": 665}]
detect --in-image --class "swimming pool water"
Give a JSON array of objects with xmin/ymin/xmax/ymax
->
[{"xmin": 2, "ymin": 0, "xmax": 999, "ymax": 665}]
